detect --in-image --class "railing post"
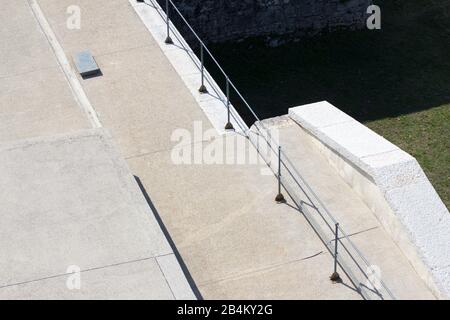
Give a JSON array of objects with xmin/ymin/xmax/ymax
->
[
  {"xmin": 275, "ymin": 146, "xmax": 285, "ymax": 203},
  {"xmin": 164, "ymin": 0, "xmax": 173, "ymax": 44},
  {"xmin": 225, "ymin": 77, "xmax": 234, "ymax": 130},
  {"xmin": 199, "ymin": 44, "xmax": 207, "ymax": 93},
  {"xmin": 330, "ymin": 223, "xmax": 341, "ymax": 282}
]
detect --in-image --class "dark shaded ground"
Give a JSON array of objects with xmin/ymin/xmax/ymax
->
[
  {"xmin": 208, "ymin": 0, "xmax": 450, "ymax": 121},
  {"xmin": 202, "ymin": 0, "xmax": 449, "ymax": 208}
]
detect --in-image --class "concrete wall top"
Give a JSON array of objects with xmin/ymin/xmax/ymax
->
[{"xmin": 289, "ymin": 101, "xmax": 450, "ymax": 299}]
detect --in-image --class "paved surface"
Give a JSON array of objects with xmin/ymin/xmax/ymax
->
[
  {"xmin": 33, "ymin": 0, "xmax": 361, "ymax": 299},
  {"xmin": 0, "ymin": 129, "xmax": 194, "ymax": 299},
  {"xmin": 289, "ymin": 102, "xmax": 450, "ymax": 299},
  {"xmin": 127, "ymin": 133, "xmax": 360, "ymax": 299},
  {"xmin": 0, "ymin": 0, "xmax": 90, "ymax": 142},
  {"xmin": 0, "ymin": 0, "xmax": 193, "ymax": 300},
  {"xmin": 0, "ymin": 0, "xmax": 436, "ymax": 299},
  {"xmin": 260, "ymin": 116, "xmax": 435, "ymax": 299}
]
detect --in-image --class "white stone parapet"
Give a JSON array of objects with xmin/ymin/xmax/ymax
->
[{"xmin": 289, "ymin": 101, "xmax": 450, "ymax": 299}]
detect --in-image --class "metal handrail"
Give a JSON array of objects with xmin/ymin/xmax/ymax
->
[
  {"xmin": 278, "ymin": 150, "xmax": 395, "ymax": 299},
  {"xmin": 143, "ymin": 0, "xmax": 395, "ymax": 300}
]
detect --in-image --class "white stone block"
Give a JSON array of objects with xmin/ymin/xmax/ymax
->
[{"xmin": 289, "ymin": 101, "xmax": 450, "ymax": 299}]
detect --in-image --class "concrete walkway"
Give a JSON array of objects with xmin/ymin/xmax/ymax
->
[
  {"xmin": 35, "ymin": 0, "xmax": 437, "ymax": 299},
  {"xmin": 33, "ymin": 0, "xmax": 361, "ymax": 299},
  {"xmin": 0, "ymin": 129, "xmax": 194, "ymax": 299},
  {"xmin": 0, "ymin": 0, "xmax": 436, "ymax": 299},
  {"xmin": 0, "ymin": 0, "xmax": 89, "ymax": 142},
  {"xmin": 260, "ymin": 116, "xmax": 435, "ymax": 299},
  {"xmin": 0, "ymin": 1, "xmax": 193, "ymax": 300}
]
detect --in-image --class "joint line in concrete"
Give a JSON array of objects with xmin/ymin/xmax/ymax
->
[{"xmin": 27, "ymin": 0, "xmax": 102, "ymax": 129}]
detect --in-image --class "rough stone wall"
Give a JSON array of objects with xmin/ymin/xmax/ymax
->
[{"xmin": 159, "ymin": 0, "xmax": 372, "ymax": 43}]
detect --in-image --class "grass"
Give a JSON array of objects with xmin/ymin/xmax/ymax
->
[
  {"xmin": 205, "ymin": 0, "xmax": 450, "ymax": 208},
  {"xmin": 367, "ymin": 104, "xmax": 449, "ymax": 207}
]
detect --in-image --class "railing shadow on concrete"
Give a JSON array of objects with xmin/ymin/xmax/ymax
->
[
  {"xmin": 134, "ymin": 176, "xmax": 203, "ymax": 300},
  {"xmin": 138, "ymin": 0, "xmax": 395, "ymax": 300}
]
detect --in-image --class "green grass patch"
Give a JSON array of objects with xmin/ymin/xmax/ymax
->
[{"xmin": 367, "ymin": 104, "xmax": 450, "ymax": 208}]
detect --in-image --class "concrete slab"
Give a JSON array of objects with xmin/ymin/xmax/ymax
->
[
  {"xmin": 156, "ymin": 254, "xmax": 197, "ymax": 300},
  {"xmin": 268, "ymin": 118, "xmax": 379, "ymax": 235},
  {"xmin": 262, "ymin": 116, "xmax": 435, "ymax": 299},
  {"xmin": 349, "ymin": 229, "xmax": 435, "ymax": 300},
  {"xmin": 0, "ymin": 1, "xmax": 61, "ymax": 78},
  {"xmin": 37, "ymin": 0, "xmax": 155, "ymax": 56},
  {"xmin": 127, "ymin": 133, "xmax": 360, "ymax": 299},
  {"xmin": 289, "ymin": 102, "xmax": 449, "ymax": 299},
  {"xmin": 33, "ymin": 0, "xmax": 361, "ymax": 298},
  {"xmin": 72, "ymin": 42, "xmax": 216, "ymax": 158},
  {"xmin": 130, "ymin": 0, "xmax": 247, "ymax": 134},
  {"xmin": 0, "ymin": 258, "xmax": 175, "ymax": 300},
  {"xmin": 288, "ymin": 101, "xmax": 400, "ymax": 175},
  {"xmin": 0, "ymin": 129, "xmax": 194, "ymax": 299},
  {"xmin": 0, "ymin": 66, "xmax": 89, "ymax": 142},
  {"xmin": 287, "ymin": 101, "xmax": 354, "ymax": 128},
  {"xmin": 4, "ymin": 0, "xmax": 434, "ymax": 300},
  {"xmin": 0, "ymin": 1, "xmax": 41, "ymax": 40},
  {"xmin": 199, "ymin": 253, "xmax": 359, "ymax": 300},
  {"xmin": 0, "ymin": 0, "xmax": 93, "ymax": 142}
]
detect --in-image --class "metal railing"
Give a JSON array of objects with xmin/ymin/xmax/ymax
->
[{"xmin": 140, "ymin": 0, "xmax": 395, "ymax": 300}]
